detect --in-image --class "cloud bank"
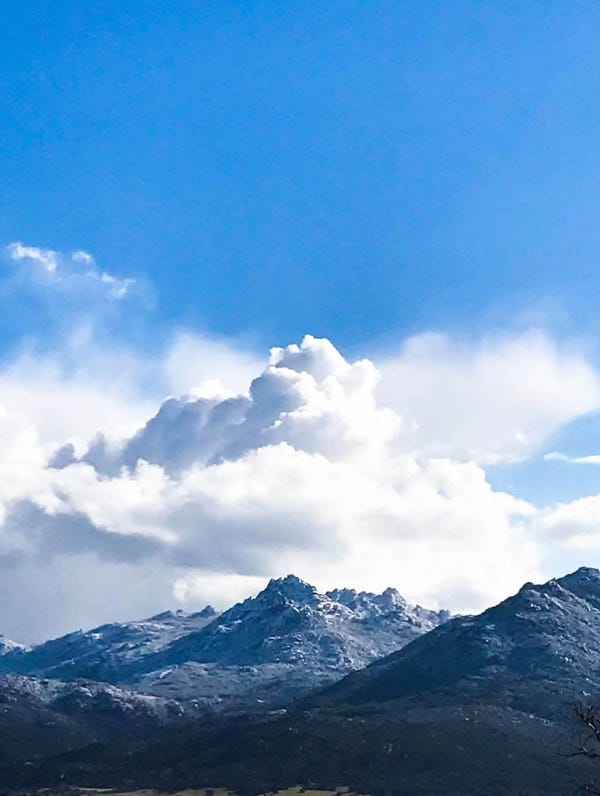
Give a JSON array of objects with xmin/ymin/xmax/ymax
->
[
  {"xmin": 2, "ymin": 330, "xmax": 600, "ymax": 643},
  {"xmin": 3, "ymin": 244, "xmax": 600, "ymax": 642}
]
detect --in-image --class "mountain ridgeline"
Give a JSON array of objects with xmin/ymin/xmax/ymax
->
[
  {"xmin": 0, "ymin": 574, "xmax": 449, "ymax": 708},
  {"xmin": 317, "ymin": 566, "xmax": 600, "ymax": 712},
  {"xmin": 3, "ymin": 568, "xmax": 600, "ymax": 795}
]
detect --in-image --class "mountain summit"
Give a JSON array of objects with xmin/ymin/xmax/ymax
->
[
  {"xmin": 129, "ymin": 575, "xmax": 449, "ymax": 707},
  {"xmin": 3, "ymin": 569, "xmax": 600, "ymax": 795},
  {"xmin": 318, "ymin": 566, "xmax": 600, "ymax": 714},
  {"xmin": 1, "ymin": 575, "xmax": 449, "ymax": 710},
  {"xmin": 261, "ymin": 573, "xmax": 319, "ymax": 604}
]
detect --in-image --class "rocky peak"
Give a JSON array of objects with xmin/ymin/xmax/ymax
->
[
  {"xmin": 509, "ymin": 567, "xmax": 600, "ymax": 616},
  {"xmin": 560, "ymin": 565, "xmax": 600, "ymax": 581},
  {"xmin": 326, "ymin": 586, "xmax": 411, "ymax": 619},
  {"xmin": 554, "ymin": 566, "xmax": 600, "ymax": 608},
  {"xmin": 193, "ymin": 605, "xmax": 218, "ymax": 619},
  {"xmin": 148, "ymin": 610, "xmax": 186, "ymax": 621},
  {"xmin": 376, "ymin": 587, "xmax": 409, "ymax": 611},
  {"xmin": 148, "ymin": 606, "xmax": 218, "ymax": 623},
  {"xmin": 260, "ymin": 574, "xmax": 318, "ymax": 605},
  {"xmin": 326, "ymin": 587, "xmax": 358, "ymax": 606}
]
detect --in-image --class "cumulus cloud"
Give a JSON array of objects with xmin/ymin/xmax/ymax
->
[
  {"xmin": 0, "ymin": 324, "xmax": 262, "ymax": 454},
  {"xmin": 0, "ymin": 334, "xmax": 547, "ymax": 642},
  {"xmin": 2, "ymin": 308, "xmax": 600, "ymax": 642},
  {"xmin": 5, "ymin": 242, "xmax": 136, "ymax": 299},
  {"xmin": 79, "ymin": 336, "xmax": 400, "ymax": 475}
]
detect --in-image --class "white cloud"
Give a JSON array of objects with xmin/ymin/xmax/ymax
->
[
  {"xmin": 7, "ymin": 242, "xmax": 57, "ymax": 273},
  {"xmin": 72, "ymin": 250, "xmax": 94, "ymax": 265},
  {"xmin": 376, "ymin": 331, "xmax": 600, "ymax": 463},
  {"xmin": 2, "ymin": 319, "xmax": 600, "ymax": 642},
  {"xmin": 99, "ymin": 271, "xmax": 136, "ymax": 299},
  {"xmin": 0, "ymin": 335, "xmax": 544, "ymax": 637},
  {"xmin": 5, "ymin": 242, "xmax": 136, "ymax": 300},
  {"xmin": 536, "ymin": 494, "xmax": 600, "ymax": 550},
  {"xmin": 0, "ymin": 326, "xmax": 263, "ymax": 455},
  {"xmin": 544, "ymin": 451, "xmax": 600, "ymax": 465},
  {"xmin": 160, "ymin": 331, "xmax": 262, "ymax": 398},
  {"xmin": 173, "ymin": 571, "xmax": 267, "ymax": 607}
]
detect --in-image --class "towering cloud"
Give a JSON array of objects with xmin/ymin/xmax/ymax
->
[
  {"xmin": 0, "ymin": 321, "xmax": 599, "ymax": 643},
  {"xmin": 0, "ymin": 336, "xmax": 539, "ymax": 639}
]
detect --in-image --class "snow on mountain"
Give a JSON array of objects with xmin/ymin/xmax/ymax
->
[
  {"xmin": 0, "ymin": 672, "xmax": 205, "ymax": 771},
  {"xmin": 0, "ymin": 636, "xmax": 28, "ymax": 656},
  {"xmin": 0, "ymin": 672, "xmax": 186, "ymax": 718},
  {"xmin": 0, "ymin": 574, "xmax": 449, "ymax": 711},
  {"xmin": 0, "ymin": 606, "xmax": 218, "ymax": 682},
  {"xmin": 5, "ymin": 569, "xmax": 600, "ymax": 795},
  {"xmin": 131, "ymin": 574, "xmax": 450, "ymax": 707},
  {"xmin": 317, "ymin": 566, "xmax": 600, "ymax": 714},
  {"xmin": 156, "ymin": 575, "xmax": 448, "ymax": 669}
]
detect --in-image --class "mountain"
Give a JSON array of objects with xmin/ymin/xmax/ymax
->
[
  {"xmin": 19, "ymin": 566, "xmax": 600, "ymax": 795},
  {"xmin": 0, "ymin": 575, "xmax": 452, "ymax": 790},
  {"xmin": 0, "ymin": 635, "xmax": 27, "ymax": 656},
  {"xmin": 317, "ymin": 565, "xmax": 600, "ymax": 713},
  {"xmin": 0, "ymin": 575, "xmax": 449, "ymax": 711},
  {"xmin": 156, "ymin": 575, "xmax": 448, "ymax": 668},
  {"xmin": 0, "ymin": 673, "xmax": 199, "ymax": 771},
  {"xmin": 129, "ymin": 574, "xmax": 450, "ymax": 707},
  {"xmin": 2, "ymin": 569, "xmax": 600, "ymax": 794},
  {"xmin": 0, "ymin": 606, "xmax": 219, "ymax": 682}
]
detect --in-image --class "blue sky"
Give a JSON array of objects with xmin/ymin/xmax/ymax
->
[
  {"xmin": 3, "ymin": 1, "xmax": 600, "ymax": 348},
  {"xmin": 4, "ymin": 2, "xmax": 600, "ymax": 638}
]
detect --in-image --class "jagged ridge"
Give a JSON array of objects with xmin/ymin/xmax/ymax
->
[
  {"xmin": 0, "ymin": 574, "xmax": 449, "ymax": 710},
  {"xmin": 317, "ymin": 566, "xmax": 600, "ymax": 712}
]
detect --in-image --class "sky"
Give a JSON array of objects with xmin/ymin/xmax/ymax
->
[{"xmin": 2, "ymin": 1, "xmax": 600, "ymax": 642}]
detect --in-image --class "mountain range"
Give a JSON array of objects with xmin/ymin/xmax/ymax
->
[
  {"xmin": 0, "ymin": 574, "xmax": 449, "ymax": 711},
  {"xmin": 2, "ymin": 568, "xmax": 600, "ymax": 795},
  {"xmin": 318, "ymin": 566, "xmax": 600, "ymax": 714}
]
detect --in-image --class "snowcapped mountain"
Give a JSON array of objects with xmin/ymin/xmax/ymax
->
[
  {"xmin": 156, "ymin": 574, "xmax": 448, "ymax": 669},
  {"xmin": 0, "ymin": 574, "xmax": 449, "ymax": 710},
  {"xmin": 130, "ymin": 574, "xmax": 450, "ymax": 707},
  {"xmin": 6, "ymin": 568, "xmax": 600, "ymax": 795},
  {"xmin": 317, "ymin": 566, "xmax": 600, "ymax": 714},
  {"xmin": 0, "ymin": 606, "xmax": 219, "ymax": 682}
]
